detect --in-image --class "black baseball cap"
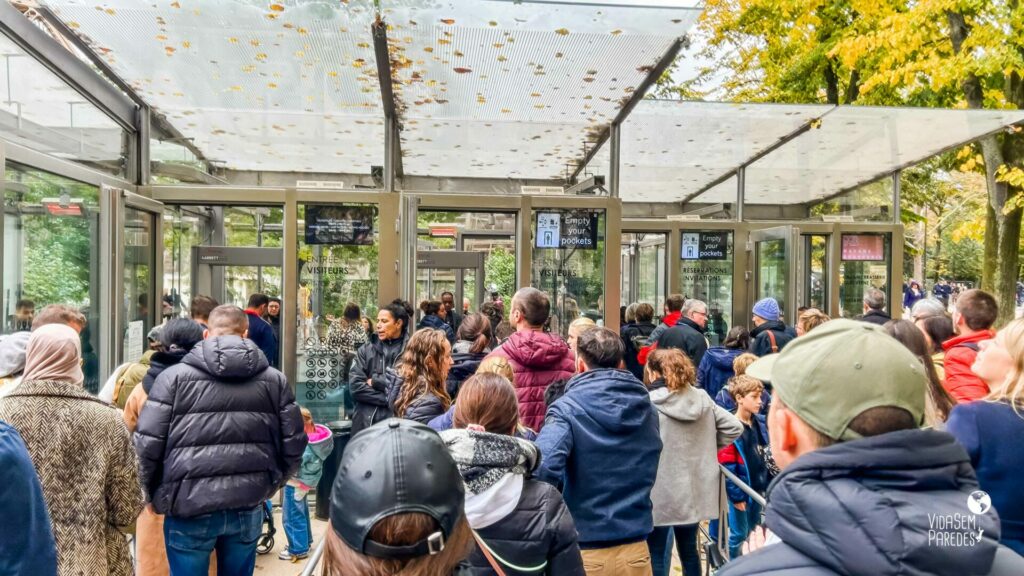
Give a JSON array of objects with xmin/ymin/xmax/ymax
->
[{"xmin": 330, "ymin": 419, "xmax": 465, "ymax": 559}]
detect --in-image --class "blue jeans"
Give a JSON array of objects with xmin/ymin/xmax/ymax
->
[
  {"xmin": 164, "ymin": 507, "xmax": 262, "ymax": 576},
  {"xmin": 727, "ymin": 500, "xmax": 763, "ymax": 559},
  {"xmin": 647, "ymin": 524, "xmax": 701, "ymax": 576},
  {"xmin": 282, "ymin": 485, "xmax": 312, "ymax": 555}
]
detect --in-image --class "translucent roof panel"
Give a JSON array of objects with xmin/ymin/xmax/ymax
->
[
  {"xmin": 0, "ymin": 33, "xmax": 124, "ymax": 165},
  {"xmin": 695, "ymin": 105, "xmax": 1024, "ymax": 205},
  {"xmin": 44, "ymin": 0, "xmax": 384, "ymax": 173},
  {"xmin": 617, "ymin": 100, "xmax": 832, "ymax": 203},
  {"xmin": 384, "ymin": 1, "xmax": 700, "ymax": 178}
]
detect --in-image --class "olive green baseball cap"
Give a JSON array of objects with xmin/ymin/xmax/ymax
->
[{"xmin": 746, "ymin": 319, "xmax": 926, "ymax": 441}]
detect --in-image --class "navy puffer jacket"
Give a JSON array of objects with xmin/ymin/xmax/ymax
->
[
  {"xmin": 717, "ymin": 429, "xmax": 1021, "ymax": 576},
  {"xmin": 135, "ymin": 336, "xmax": 307, "ymax": 518},
  {"xmin": 417, "ymin": 314, "xmax": 456, "ymax": 344}
]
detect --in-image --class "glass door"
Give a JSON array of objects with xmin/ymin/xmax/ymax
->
[
  {"xmin": 621, "ymin": 232, "xmax": 667, "ymax": 322},
  {"xmin": 119, "ymin": 191, "xmax": 163, "ymax": 365},
  {"xmin": 801, "ymin": 234, "xmax": 830, "ymax": 312},
  {"xmin": 749, "ymin": 226, "xmax": 798, "ymax": 326}
]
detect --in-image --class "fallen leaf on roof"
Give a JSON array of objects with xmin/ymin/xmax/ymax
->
[
  {"xmin": 611, "ymin": 29, "xmax": 622, "ymax": 35},
  {"xmin": 554, "ymin": 28, "xmax": 569, "ymax": 35},
  {"xmin": 453, "ymin": 67, "xmax": 472, "ymax": 74},
  {"xmin": 156, "ymin": 34, "xmax": 168, "ymax": 41},
  {"xmin": 270, "ymin": 4, "xmax": 285, "ymax": 12},
  {"xmin": 440, "ymin": 18, "xmax": 455, "ymax": 25}
]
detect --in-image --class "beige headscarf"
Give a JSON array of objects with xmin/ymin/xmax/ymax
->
[{"xmin": 22, "ymin": 323, "xmax": 84, "ymax": 385}]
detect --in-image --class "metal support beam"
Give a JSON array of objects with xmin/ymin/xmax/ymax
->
[
  {"xmin": 373, "ymin": 16, "xmax": 403, "ymax": 183},
  {"xmin": 0, "ymin": 2, "xmax": 137, "ymax": 131},
  {"xmin": 609, "ymin": 122, "xmax": 621, "ymax": 198},
  {"xmin": 570, "ymin": 35, "xmax": 687, "ymax": 183},
  {"xmin": 736, "ymin": 166, "xmax": 745, "ymax": 222},
  {"xmin": 892, "ymin": 170, "xmax": 901, "ymax": 225},
  {"xmin": 134, "ymin": 106, "xmax": 151, "ymax": 185}
]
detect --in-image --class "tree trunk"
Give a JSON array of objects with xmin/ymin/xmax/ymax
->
[
  {"xmin": 823, "ymin": 60, "xmax": 839, "ymax": 105},
  {"xmin": 914, "ymin": 220, "xmax": 925, "ymax": 281},
  {"xmin": 948, "ymin": 10, "xmax": 1021, "ymax": 325},
  {"xmin": 982, "ymin": 202, "xmax": 998, "ymax": 292}
]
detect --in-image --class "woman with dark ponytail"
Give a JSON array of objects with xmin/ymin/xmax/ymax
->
[
  {"xmin": 446, "ymin": 313, "xmax": 493, "ymax": 400},
  {"xmin": 417, "ymin": 299, "xmax": 455, "ymax": 344}
]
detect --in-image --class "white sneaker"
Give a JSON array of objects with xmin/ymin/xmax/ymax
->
[{"xmin": 278, "ymin": 550, "xmax": 309, "ymax": 562}]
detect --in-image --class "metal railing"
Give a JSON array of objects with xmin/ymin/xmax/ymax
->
[
  {"xmin": 719, "ymin": 464, "xmax": 767, "ymax": 507},
  {"xmin": 300, "ymin": 538, "xmax": 327, "ymax": 576}
]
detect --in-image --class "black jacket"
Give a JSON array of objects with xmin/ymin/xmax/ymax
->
[
  {"xmin": 656, "ymin": 317, "xmax": 709, "ymax": 368},
  {"xmin": 349, "ymin": 333, "xmax": 408, "ymax": 436},
  {"xmin": 749, "ymin": 320, "xmax": 793, "ymax": 357},
  {"xmin": 465, "ymin": 479, "xmax": 586, "ymax": 576},
  {"xmin": 718, "ymin": 429, "xmax": 1022, "ymax": 576},
  {"xmin": 141, "ymin": 349, "xmax": 189, "ymax": 394},
  {"xmin": 135, "ymin": 336, "xmax": 306, "ymax": 518},
  {"xmin": 447, "ymin": 350, "xmax": 488, "ymax": 399},
  {"xmin": 621, "ymin": 322, "xmax": 656, "ymax": 380},
  {"xmin": 386, "ymin": 374, "xmax": 447, "ymax": 425},
  {"xmin": 858, "ymin": 309, "xmax": 892, "ymax": 326}
]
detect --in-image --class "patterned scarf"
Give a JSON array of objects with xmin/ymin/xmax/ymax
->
[{"xmin": 440, "ymin": 428, "xmax": 538, "ymax": 496}]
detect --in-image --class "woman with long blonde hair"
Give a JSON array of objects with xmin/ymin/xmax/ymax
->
[
  {"xmin": 947, "ymin": 318, "xmax": 1024, "ymax": 556},
  {"xmin": 388, "ymin": 329, "xmax": 452, "ymax": 424}
]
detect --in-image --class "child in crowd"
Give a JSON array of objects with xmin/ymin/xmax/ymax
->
[
  {"xmin": 717, "ymin": 375, "xmax": 773, "ymax": 559},
  {"xmin": 279, "ymin": 408, "xmax": 334, "ymax": 562},
  {"xmin": 715, "ymin": 353, "xmax": 769, "ymax": 414}
]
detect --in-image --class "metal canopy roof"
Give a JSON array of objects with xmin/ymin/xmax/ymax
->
[
  {"xmin": 608, "ymin": 100, "xmax": 1024, "ymax": 206},
  {"xmin": 41, "ymin": 0, "xmax": 699, "ymax": 177}
]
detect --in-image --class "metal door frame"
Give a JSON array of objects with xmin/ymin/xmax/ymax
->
[
  {"xmin": 415, "ymin": 250, "xmax": 487, "ymax": 311},
  {"xmin": 189, "ymin": 245, "xmax": 284, "ymax": 307},
  {"xmin": 115, "ymin": 189, "xmax": 163, "ymax": 366},
  {"xmin": 748, "ymin": 225, "xmax": 799, "ymax": 326}
]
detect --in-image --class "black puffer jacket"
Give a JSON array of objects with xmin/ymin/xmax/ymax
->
[
  {"xmin": 135, "ymin": 336, "xmax": 306, "ymax": 518},
  {"xmin": 749, "ymin": 320, "xmax": 793, "ymax": 357},
  {"xmin": 447, "ymin": 347, "xmax": 488, "ymax": 399},
  {"xmin": 717, "ymin": 429, "xmax": 1021, "ymax": 576},
  {"xmin": 466, "ymin": 479, "xmax": 585, "ymax": 576},
  {"xmin": 349, "ymin": 333, "xmax": 408, "ymax": 436}
]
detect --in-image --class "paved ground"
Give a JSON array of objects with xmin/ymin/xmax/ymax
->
[{"xmin": 254, "ymin": 505, "xmax": 329, "ymax": 576}]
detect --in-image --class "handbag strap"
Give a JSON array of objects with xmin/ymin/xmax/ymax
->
[
  {"xmin": 767, "ymin": 330, "xmax": 778, "ymax": 353},
  {"xmin": 472, "ymin": 532, "xmax": 508, "ymax": 576}
]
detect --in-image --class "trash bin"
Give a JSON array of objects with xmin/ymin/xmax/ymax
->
[{"xmin": 315, "ymin": 420, "xmax": 353, "ymax": 520}]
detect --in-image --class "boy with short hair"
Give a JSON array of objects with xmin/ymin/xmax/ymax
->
[
  {"xmin": 718, "ymin": 375, "xmax": 772, "ymax": 559},
  {"xmin": 715, "ymin": 353, "xmax": 767, "ymax": 413}
]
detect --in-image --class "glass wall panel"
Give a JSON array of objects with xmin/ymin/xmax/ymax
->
[
  {"xmin": 622, "ymin": 232, "xmax": 667, "ymax": 321},
  {"xmin": 757, "ymin": 239, "xmax": 788, "ymax": 320},
  {"xmin": 809, "ymin": 180, "xmax": 894, "ymax": 223},
  {"xmin": 3, "ymin": 161, "xmax": 103, "ymax": 392},
  {"xmin": 531, "ymin": 209, "xmax": 606, "ymax": 336},
  {"xmin": 804, "ymin": 235, "xmax": 828, "ymax": 310},
  {"xmin": 0, "ymin": 35, "xmax": 126, "ymax": 175},
  {"xmin": 123, "ymin": 207, "xmax": 155, "ymax": 362},
  {"xmin": 162, "ymin": 205, "xmax": 283, "ymax": 314},
  {"xmin": 839, "ymin": 233, "xmax": 892, "ymax": 318},
  {"xmin": 416, "ymin": 210, "xmax": 517, "ymax": 316},
  {"xmin": 297, "ymin": 203, "xmax": 379, "ymax": 424},
  {"xmin": 679, "ymin": 230, "xmax": 734, "ymax": 346}
]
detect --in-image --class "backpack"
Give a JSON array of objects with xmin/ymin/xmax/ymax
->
[{"xmin": 112, "ymin": 351, "xmax": 153, "ymax": 409}]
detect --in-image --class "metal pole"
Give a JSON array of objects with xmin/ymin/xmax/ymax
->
[
  {"xmin": 719, "ymin": 464, "xmax": 766, "ymax": 507},
  {"xmin": 609, "ymin": 122, "xmax": 621, "ymax": 198},
  {"xmin": 892, "ymin": 170, "xmax": 901, "ymax": 226},
  {"xmin": 299, "ymin": 538, "xmax": 327, "ymax": 576},
  {"xmin": 736, "ymin": 166, "xmax": 746, "ymax": 222}
]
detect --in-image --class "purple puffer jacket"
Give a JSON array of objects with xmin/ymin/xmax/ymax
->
[{"xmin": 487, "ymin": 330, "xmax": 576, "ymax": 432}]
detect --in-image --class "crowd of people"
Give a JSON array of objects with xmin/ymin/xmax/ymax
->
[{"xmin": 1, "ymin": 281, "xmax": 1024, "ymax": 576}]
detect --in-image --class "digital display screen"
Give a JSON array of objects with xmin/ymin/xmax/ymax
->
[
  {"xmin": 841, "ymin": 234, "xmax": 885, "ymax": 261},
  {"xmin": 304, "ymin": 205, "xmax": 376, "ymax": 245}
]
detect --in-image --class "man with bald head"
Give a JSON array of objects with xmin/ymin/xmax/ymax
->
[
  {"xmin": 485, "ymin": 287, "xmax": 575, "ymax": 431},
  {"xmin": 135, "ymin": 305, "xmax": 306, "ymax": 574}
]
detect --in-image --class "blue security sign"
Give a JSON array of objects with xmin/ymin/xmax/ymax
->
[{"xmin": 535, "ymin": 211, "xmax": 598, "ymax": 250}]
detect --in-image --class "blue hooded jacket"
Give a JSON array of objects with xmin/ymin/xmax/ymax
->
[
  {"xmin": 0, "ymin": 421, "xmax": 57, "ymax": 576},
  {"xmin": 697, "ymin": 346, "xmax": 744, "ymax": 400},
  {"xmin": 416, "ymin": 313, "xmax": 456, "ymax": 345},
  {"xmin": 535, "ymin": 368, "xmax": 662, "ymax": 548}
]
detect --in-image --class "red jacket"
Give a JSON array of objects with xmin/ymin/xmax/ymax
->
[
  {"xmin": 487, "ymin": 330, "xmax": 576, "ymax": 432},
  {"xmin": 941, "ymin": 330, "xmax": 995, "ymax": 403},
  {"xmin": 637, "ymin": 310, "xmax": 683, "ymax": 366}
]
